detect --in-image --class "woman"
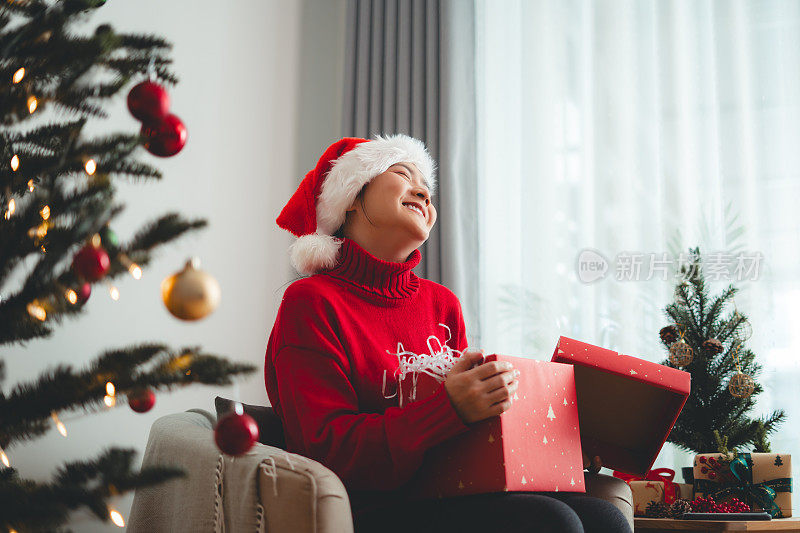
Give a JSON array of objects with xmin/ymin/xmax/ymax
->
[{"xmin": 265, "ymin": 134, "xmax": 630, "ymax": 533}]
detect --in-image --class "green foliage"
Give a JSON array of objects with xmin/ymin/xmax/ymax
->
[
  {"xmin": 0, "ymin": 447, "xmax": 185, "ymax": 532},
  {"xmin": 0, "ymin": 2, "xmax": 256, "ymax": 529},
  {"xmin": 660, "ymin": 247, "xmax": 786, "ymax": 454},
  {"xmin": 751, "ymin": 420, "xmax": 772, "ymax": 453}
]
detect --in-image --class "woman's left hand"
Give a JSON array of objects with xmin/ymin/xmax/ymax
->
[{"xmin": 582, "ymin": 450, "xmax": 602, "ymax": 473}]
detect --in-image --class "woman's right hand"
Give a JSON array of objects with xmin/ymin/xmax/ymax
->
[{"xmin": 444, "ymin": 349, "xmax": 520, "ymax": 425}]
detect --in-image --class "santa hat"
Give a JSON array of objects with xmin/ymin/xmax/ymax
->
[{"xmin": 276, "ymin": 133, "xmax": 437, "ymax": 276}]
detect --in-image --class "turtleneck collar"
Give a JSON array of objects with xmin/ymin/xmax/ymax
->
[{"xmin": 322, "ymin": 237, "xmax": 421, "ymax": 300}]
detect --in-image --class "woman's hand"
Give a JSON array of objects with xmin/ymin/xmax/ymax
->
[
  {"xmin": 582, "ymin": 450, "xmax": 602, "ymax": 473},
  {"xmin": 444, "ymin": 349, "xmax": 520, "ymax": 425}
]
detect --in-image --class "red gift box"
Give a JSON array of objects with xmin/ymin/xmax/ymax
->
[
  {"xmin": 400, "ymin": 354, "xmax": 586, "ymax": 499},
  {"xmin": 551, "ymin": 336, "xmax": 691, "ymax": 477}
]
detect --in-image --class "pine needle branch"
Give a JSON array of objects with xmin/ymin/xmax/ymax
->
[
  {"xmin": 0, "ymin": 343, "xmax": 256, "ymax": 447},
  {"xmin": 0, "ymin": 447, "xmax": 185, "ymax": 531}
]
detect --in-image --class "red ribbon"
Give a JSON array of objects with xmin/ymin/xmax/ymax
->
[{"xmin": 613, "ymin": 468, "xmax": 679, "ymax": 504}]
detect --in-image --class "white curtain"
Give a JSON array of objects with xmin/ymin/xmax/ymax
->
[{"xmin": 476, "ymin": 0, "xmax": 800, "ymax": 479}]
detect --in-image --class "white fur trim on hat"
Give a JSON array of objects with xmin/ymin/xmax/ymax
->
[
  {"xmin": 288, "ymin": 233, "xmax": 342, "ymax": 276},
  {"xmin": 316, "ymin": 133, "xmax": 437, "ymax": 236}
]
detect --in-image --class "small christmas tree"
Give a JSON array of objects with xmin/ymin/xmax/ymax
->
[
  {"xmin": 658, "ymin": 247, "xmax": 785, "ymax": 454},
  {"xmin": 1, "ymin": 1, "xmax": 255, "ymax": 530}
]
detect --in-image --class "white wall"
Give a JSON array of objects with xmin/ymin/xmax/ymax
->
[{"xmin": 3, "ymin": 0, "xmax": 347, "ymax": 530}]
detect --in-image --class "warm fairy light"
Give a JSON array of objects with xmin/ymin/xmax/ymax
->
[
  {"xmin": 27, "ymin": 179, "xmax": 35, "ymax": 192},
  {"xmin": 109, "ymin": 508, "xmax": 125, "ymax": 527},
  {"xmin": 26, "ymin": 301, "xmax": 46, "ymax": 321},
  {"xmin": 4, "ymin": 198, "xmax": 15, "ymax": 219},
  {"xmin": 10, "ymin": 155, "xmax": 19, "ymax": 171},
  {"xmin": 91, "ymin": 233, "xmax": 101, "ymax": 247},
  {"xmin": 65, "ymin": 289, "xmax": 77, "ymax": 304},
  {"xmin": 27, "ymin": 95, "xmax": 37, "ymax": 113},
  {"xmin": 1, "ymin": 447, "xmax": 9, "ymax": 467},
  {"xmin": 108, "ymin": 285, "xmax": 119, "ymax": 301},
  {"xmin": 51, "ymin": 411, "xmax": 67, "ymax": 437},
  {"xmin": 104, "ymin": 381, "xmax": 116, "ymax": 407},
  {"xmin": 84, "ymin": 159, "xmax": 96, "ymax": 175},
  {"xmin": 40, "ymin": 244, "xmax": 46, "ymax": 253},
  {"xmin": 12, "ymin": 67, "xmax": 25, "ymax": 83},
  {"xmin": 129, "ymin": 263, "xmax": 142, "ymax": 279},
  {"xmin": 36, "ymin": 223, "xmax": 47, "ymax": 239},
  {"xmin": 40, "ymin": 205, "xmax": 50, "ymax": 220}
]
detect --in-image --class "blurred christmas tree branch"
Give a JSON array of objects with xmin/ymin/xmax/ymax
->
[
  {"xmin": 0, "ymin": 447, "xmax": 185, "ymax": 531},
  {"xmin": 1, "ymin": 2, "xmax": 254, "ymax": 529},
  {"xmin": 0, "ymin": 343, "xmax": 256, "ymax": 447}
]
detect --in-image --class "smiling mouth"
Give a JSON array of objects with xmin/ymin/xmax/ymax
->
[{"xmin": 402, "ymin": 203, "xmax": 425, "ymax": 220}]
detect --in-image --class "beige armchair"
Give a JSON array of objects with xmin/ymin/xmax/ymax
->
[{"xmin": 128, "ymin": 408, "xmax": 633, "ymax": 532}]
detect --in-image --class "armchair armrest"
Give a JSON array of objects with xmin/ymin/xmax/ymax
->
[
  {"xmin": 584, "ymin": 471, "xmax": 634, "ymax": 531},
  {"xmin": 128, "ymin": 410, "xmax": 353, "ymax": 533}
]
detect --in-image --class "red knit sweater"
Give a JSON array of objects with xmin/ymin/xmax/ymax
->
[{"xmin": 264, "ymin": 237, "xmax": 471, "ymax": 508}]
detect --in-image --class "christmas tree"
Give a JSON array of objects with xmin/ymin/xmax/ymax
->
[
  {"xmin": 659, "ymin": 247, "xmax": 786, "ymax": 454},
  {"xmin": 1, "ymin": 1, "xmax": 255, "ymax": 530}
]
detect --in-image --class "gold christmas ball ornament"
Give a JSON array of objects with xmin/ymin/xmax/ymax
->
[
  {"xmin": 161, "ymin": 257, "xmax": 221, "ymax": 321},
  {"xmin": 728, "ymin": 372, "xmax": 755, "ymax": 398},
  {"xmin": 736, "ymin": 319, "xmax": 753, "ymax": 342},
  {"xmin": 669, "ymin": 340, "xmax": 694, "ymax": 367}
]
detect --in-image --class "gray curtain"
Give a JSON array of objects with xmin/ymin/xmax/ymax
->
[{"xmin": 342, "ymin": 0, "xmax": 482, "ymax": 348}]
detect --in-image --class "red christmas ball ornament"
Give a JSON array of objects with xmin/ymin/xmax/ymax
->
[
  {"xmin": 127, "ymin": 80, "xmax": 170, "ymax": 123},
  {"xmin": 214, "ymin": 411, "xmax": 259, "ymax": 456},
  {"xmin": 78, "ymin": 282, "xmax": 92, "ymax": 303},
  {"xmin": 141, "ymin": 114, "xmax": 187, "ymax": 157},
  {"xmin": 128, "ymin": 388, "xmax": 156, "ymax": 413},
  {"xmin": 72, "ymin": 244, "xmax": 110, "ymax": 281}
]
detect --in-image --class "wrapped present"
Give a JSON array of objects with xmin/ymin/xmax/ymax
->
[
  {"xmin": 613, "ymin": 468, "xmax": 693, "ymax": 516},
  {"xmin": 551, "ymin": 336, "xmax": 691, "ymax": 476},
  {"xmin": 693, "ymin": 452, "xmax": 793, "ymax": 518},
  {"xmin": 388, "ymin": 340, "xmax": 586, "ymax": 498}
]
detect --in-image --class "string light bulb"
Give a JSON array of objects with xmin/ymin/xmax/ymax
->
[
  {"xmin": 108, "ymin": 284, "xmax": 119, "ymax": 301},
  {"xmin": 40, "ymin": 205, "xmax": 50, "ymax": 220},
  {"xmin": 27, "ymin": 95, "xmax": 37, "ymax": 113},
  {"xmin": 27, "ymin": 179, "xmax": 35, "ymax": 192},
  {"xmin": 12, "ymin": 67, "xmax": 25, "ymax": 83},
  {"xmin": 10, "ymin": 155, "xmax": 19, "ymax": 171},
  {"xmin": 4, "ymin": 198, "xmax": 14, "ymax": 219},
  {"xmin": 119, "ymin": 254, "xmax": 143, "ymax": 280},
  {"xmin": 65, "ymin": 289, "xmax": 77, "ymax": 304},
  {"xmin": 91, "ymin": 233, "xmax": 101, "ymax": 247},
  {"xmin": 109, "ymin": 508, "xmax": 125, "ymax": 528},
  {"xmin": 26, "ymin": 300, "xmax": 46, "ymax": 321},
  {"xmin": 84, "ymin": 158, "xmax": 96, "ymax": 175},
  {"xmin": 0, "ymin": 446, "xmax": 9, "ymax": 467},
  {"xmin": 104, "ymin": 381, "xmax": 116, "ymax": 407},
  {"xmin": 51, "ymin": 411, "xmax": 67, "ymax": 437}
]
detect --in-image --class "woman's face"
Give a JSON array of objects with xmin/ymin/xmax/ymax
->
[{"xmin": 344, "ymin": 162, "xmax": 437, "ymax": 244}]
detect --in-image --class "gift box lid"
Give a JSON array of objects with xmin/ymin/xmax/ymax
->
[{"xmin": 551, "ymin": 336, "xmax": 691, "ymax": 477}]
